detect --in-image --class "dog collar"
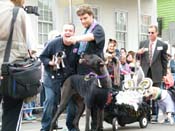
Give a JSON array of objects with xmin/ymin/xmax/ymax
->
[
  {"xmin": 88, "ymin": 72, "xmax": 108, "ymax": 79},
  {"xmin": 84, "ymin": 72, "xmax": 108, "ymax": 88},
  {"xmin": 155, "ymin": 89, "xmax": 162, "ymax": 100}
]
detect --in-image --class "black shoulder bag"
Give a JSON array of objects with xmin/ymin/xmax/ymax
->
[{"xmin": 0, "ymin": 7, "xmax": 41, "ymax": 99}]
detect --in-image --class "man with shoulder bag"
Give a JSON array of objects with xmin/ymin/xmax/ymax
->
[{"xmin": 0, "ymin": 0, "xmax": 38, "ymax": 130}]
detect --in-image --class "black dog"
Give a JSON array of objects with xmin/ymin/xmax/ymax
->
[{"xmin": 49, "ymin": 54, "xmax": 112, "ymax": 131}]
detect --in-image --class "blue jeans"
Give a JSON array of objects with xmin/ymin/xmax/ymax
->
[
  {"xmin": 172, "ymin": 73, "xmax": 175, "ymax": 82},
  {"xmin": 40, "ymin": 72, "xmax": 62, "ymax": 131},
  {"xmin": 66, "ymin": 99, "xmax": 77, "ymax": 131},
  {"xmin": 40, "ymin": 83, "xmax": 45, "ymax": 107},
  {"xmin": 23, "ymin": 102, "xmax": 33, "ymax": 114}
]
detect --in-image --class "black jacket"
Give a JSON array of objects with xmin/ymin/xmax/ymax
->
[{"xmin": 40, "ymin": 37, "xmax": 79, "ymax": 78}]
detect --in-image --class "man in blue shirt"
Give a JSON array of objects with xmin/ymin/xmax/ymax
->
[
  {"xmin": 40, "ymin": 23, "xmax": 79, "ymax": 131},
  {"xmin": 68, "ymin": 5, "xmax": 106, "ymax": 131}
]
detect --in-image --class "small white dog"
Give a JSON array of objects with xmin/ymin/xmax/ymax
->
[
  {"xmin": 143, "ymin": 86, "xmax": 175, "ymax": 125},
  {"xmin": 53, "ymin": 51, "xmax": 66, "ymax": 70}
]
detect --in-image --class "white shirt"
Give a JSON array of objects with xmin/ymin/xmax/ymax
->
[{"xmin": 149, "ymin": 39, "xmax": 157, "ymax": 58}]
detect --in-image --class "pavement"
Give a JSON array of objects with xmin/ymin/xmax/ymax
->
[
  {"xmin": 0, "ymin": 103, "xmax": 175, "ymax": 131},
  {"xmin": 21, "ymin": 117, "xmax": 175, "ymax": 131},
  {"xmin": 21, "ymin": 111, "xmax": 175, "ymax": 131},
  {"xmin": 21, "ymin": 111, "xmax": 68, "ymax": 131}
]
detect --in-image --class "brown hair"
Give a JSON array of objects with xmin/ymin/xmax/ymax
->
[
  {"xmin": 76, "ymin": 5, "xmax": 94, "ymax": 17},
  {"xmin": 127, "ymin": 51, "xmax": 135, "ymax": 58},
  {"xmin": 11, "ymin": 0, "xmax": 24, "ymax": 7}
]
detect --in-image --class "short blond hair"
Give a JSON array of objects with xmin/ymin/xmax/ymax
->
[{"xmin": 11, "ymin": 0, "xmax": 24, "ymax": 6}]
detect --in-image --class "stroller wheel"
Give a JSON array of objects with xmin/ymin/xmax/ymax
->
[
  {"xmin": 139, "ymin": 116, "xmax": 148, "ymax": 128},
  {"xmin": 112, "ymin": 117, "xmax": 119, "ymax": 131}
]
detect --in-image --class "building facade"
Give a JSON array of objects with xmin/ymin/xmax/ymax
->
[
  {"xmin": 8, "ymin": 0, "xmax": 158, "ymax": 52},
  {"xmin": 157, "ymin": 0, "xmax": 175, "ymax": 49},
  {"xmin": 157, "ymin": 0, "xmax": 175, "ymax": 30}
]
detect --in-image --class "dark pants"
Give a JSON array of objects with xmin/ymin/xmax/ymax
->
[
  {"xmin": 66, "ymin": 99, "xmax": 77, "ymax": 131},
  {"xmin": 146, "ymin": 68, "xmax": 161, "ymax": 121},
  {"xmin": 1, "ymin": 96, "xmax": 23, "ymax": 131},
  {"xmin": 41, "ymin": 71, "xmax": 62, "ymax": 131}
]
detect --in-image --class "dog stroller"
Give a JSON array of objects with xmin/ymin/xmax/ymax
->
[
  {"xmin": 104, "ymin": 68, "xmax": 152, "ymax": 131},
  {"xmin": 104, "ymin": 91, "xmax": 150, "ymax": 131}
]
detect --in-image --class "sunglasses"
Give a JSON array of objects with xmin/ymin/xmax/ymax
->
[
  {"xmin": 109, "ymin": 39, "xmax": 117, "ymax": 43},
  {"xmin": 148, "ymin": 32, "xmax": 155, "ymax": 34}
]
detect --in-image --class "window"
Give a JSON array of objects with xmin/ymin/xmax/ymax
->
[
  {"xmin": 38, "ymin": 0, "xmax": 53, "ymax": 45},
  {"xmin": 92, "ymin": 7, "xmax": 99, "ymax": 21},
  {"xmin": 115, "ymin": 11, "xmax": 128, "ymax": 48},
  {"xmin": 140, "ymin": 15, "xmax": 151, "ymax": 41}
]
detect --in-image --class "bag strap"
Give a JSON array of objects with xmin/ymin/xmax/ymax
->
[{"xmin": 3, "ymin": 7, "xmax": 19, "ymax": 62}]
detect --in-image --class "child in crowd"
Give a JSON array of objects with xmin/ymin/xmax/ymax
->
[
  {"xmin": 23, "ymin": 101, "xmax": 36, "ymax": 121},
  {"xmin": 126, "ymin": 50, "xmax": 136, "ymax": 72},
  {"xmin": 120, "ymin": 55, "xmax": 131, "ymax": 82},
  {"xmin": 104, "ymin": 38, "xmax": 120, "ymax": 90}
]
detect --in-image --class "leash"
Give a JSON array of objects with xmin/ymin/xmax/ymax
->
[
  {"xmin": 87, "ymin": 72, "xmax": 108, "ymax": 79},
  {"xmin": 84, "ymin": 72, "xmax": 108, "ymax": 88}
]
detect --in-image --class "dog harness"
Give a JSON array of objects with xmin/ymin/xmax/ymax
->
[{"xmin": 84, "ymin": 72, "xmax": 108, "ymax": 88}]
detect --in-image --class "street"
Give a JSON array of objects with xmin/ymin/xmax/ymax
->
[{"xmin": 21, "ymin": 114, "xmax": 175, "ymax": 131}]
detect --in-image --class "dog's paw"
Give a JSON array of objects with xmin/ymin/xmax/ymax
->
[
  {"xmin": 158, "ymin": 119, "xmax": 165, "ymax": 124},
  {"xmin": 169, "ymin": 117, "xmax": 174, "ymax": 125}
]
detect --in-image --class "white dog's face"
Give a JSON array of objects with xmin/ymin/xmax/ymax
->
[
  {"xmin": 143, "ymin": 88, "xmax": 152, "ymax": 98},
  {"xmin": 143, "ymin": 86, "xmax": 159, "ymax": 100}
]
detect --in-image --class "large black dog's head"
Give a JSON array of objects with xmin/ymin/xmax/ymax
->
[
  {"xmin": 79, "ymin": 54, "xmax": 106, "ymax": 73},
  {"xmin": 80, "ymin": 54, "xmax": 112, "ymax": 89},
  {"xmin": 79, "ymin": 54, "xmax": 109, "ymax": 78}
]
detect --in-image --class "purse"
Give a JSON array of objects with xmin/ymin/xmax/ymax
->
[
  {"xmin": 163, "ymin": 69, "xmax": 174, "ymax": 89},
  {"xmin": 0, "ymin": 7, "xmax": 41, "ymax": 99}
]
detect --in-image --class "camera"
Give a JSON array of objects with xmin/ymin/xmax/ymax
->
[{"xmin": 24, "ymin": 6, "xmax": 39, "ymax": 16}]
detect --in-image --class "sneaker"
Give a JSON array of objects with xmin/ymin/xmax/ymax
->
[
  {"xmin": 151, "ymin": 117, "xmax": 158, "ymax": 123},
  {"xmin": 53, "ymin": 125, "xmax": 63, "ymax": 130},
  {"xmin": 30, "ymin": 115, "xmax": 36, "ymax": 120},
  {"xmin": 23, "ymin": 116, "xmax": 33, "ymax": 121}
]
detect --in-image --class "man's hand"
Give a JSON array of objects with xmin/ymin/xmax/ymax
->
[
  {"xmin": 137, "ymin": 48, "xmax": 146, "ymax": 54},
  {"xmin": 67, "ymin": 36, "xmax": 79, "ymax": 45},
  {"xmin": 49, "ymin": 55, "xmax": 56, "ymax": 66},
  {"xmin": 162, "ymin": 75, "xmax": 167, "ymax": 81},
  {"xmin": 0, "ymin": 76, "xmax": 3, "ymax": 80}
]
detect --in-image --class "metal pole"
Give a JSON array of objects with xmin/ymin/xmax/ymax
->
[
  {"xmin": 69, "ymin": 0, "xmax": 73, "ymax": 23},
  {"xmin": 137, "ymin": 0, "xmax": 141, "ymax": 44}
]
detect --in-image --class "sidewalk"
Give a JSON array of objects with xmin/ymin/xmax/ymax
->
[{"xmin": 21, "ymin": 112, "xmax": 68, "ymax": 131}]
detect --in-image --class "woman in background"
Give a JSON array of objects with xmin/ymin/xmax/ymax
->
[{"xmin": 104, "ymin": 38, "xmax": 120, "ymax": 90}]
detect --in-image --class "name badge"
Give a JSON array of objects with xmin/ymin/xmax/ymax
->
[
  {"xmin": 144, "ymin": 48, "xmax": 148, "ymax": 51},
  {"xmin": 157, "ymin": 46, "xmax": 163, "ymax": 50}
]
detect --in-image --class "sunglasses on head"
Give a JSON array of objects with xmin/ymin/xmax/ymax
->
[
  {"xmin": 148, "ymin": 32, "xmax": 155, "ymax": 34},
  {"xmin": 109, "ymin": 38, "xmax": 116, "ymax": 43}
]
